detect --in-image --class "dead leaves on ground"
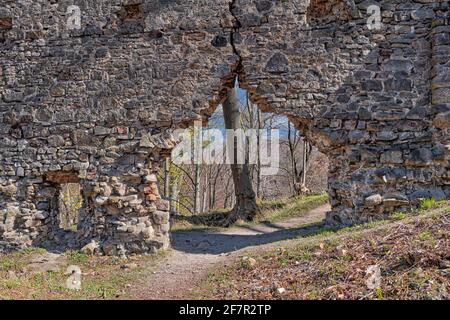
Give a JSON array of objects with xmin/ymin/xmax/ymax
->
[{"xmin": 205, "ymin": 212, "xmax": 450, "ymax": 300}]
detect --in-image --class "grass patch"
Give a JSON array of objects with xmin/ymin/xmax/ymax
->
[
  {"xmin": 390, "ymin": 212, "xmax": 407, "ymax": 221},
  {"xmin": 172, "ymin": 194, "xmax": 328, "ymax": 232},
  {"xmin": 65, "ymin": 250, "xmax": 90, "ymax": 264},
  {"xmin": 0, "ymin": 249, "xmax": 166, "ymax": 300},
  {"xmin": 420, "ymin": 198, "xmax": 436, "ymax": 211},
  {"xmin": 171, "ymin": 221, "xmax": 225, "ymax": 233},
  {"xmin": 417, "ymin": 231, "xmax": 432, "ymax": 242},
  {"xmin": 253, "ymin": 194, "xmax": 329, "ymax": 223},
  {"xmin": 197, "ymin": 202, "xmax": 450, "ymax": 300},
  {"xmin": 0, "ymin": 248, "xmax": 46, "ymax": 272}
]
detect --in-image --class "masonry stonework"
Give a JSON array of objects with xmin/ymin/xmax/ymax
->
[{"xmin": 0, "ymin": 0, "xmax": 449, "ymax": 255}]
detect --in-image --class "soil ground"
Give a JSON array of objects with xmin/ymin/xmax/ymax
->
[{"xmin": 127, "ymin": 204, "xmax": 330, "ymax": 299}]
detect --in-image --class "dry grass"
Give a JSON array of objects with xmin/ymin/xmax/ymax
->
[
  {"xmin": 172, "ymin": 194, "xmax": 329, "ymax": 232},
  {"xmin": 253, "ymin": 194, "xmax": 328, "ymax": 223},
  {"xmin": 198, "ymin": 202, "xmax": 450, "ymax": 300},
  {"xmin": 0, "ymin": 249, "xmax": 165, "ymax": 300}
]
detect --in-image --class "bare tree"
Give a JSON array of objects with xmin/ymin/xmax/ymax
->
[
  {"xmin": 222, "ymin": 85, "xmax": 258, "ymax": 225},
  {"xmin": 256, "ymin": 108, "xmax": 262, "ymax": 199},
  {"xmin": 287, "ymin": 122, "xmax": 312, "ymax": 196},
  {"xmin": 193, "ymin": 164, "xmax": 201, "ymax": 214},
  {"xmin": 164, "ymin": 157, "xmax": 170, "ymax": 198},
  {"xmin": 158, "ymin": 86, "xmax": 328, "ymax": 220}
]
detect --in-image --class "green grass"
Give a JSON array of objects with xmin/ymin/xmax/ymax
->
[
  {"xmin": 292, "ymin": 218, "xmax": 391, "ymax": 243},
  {"xmin": 172, "ymin": 194, "xmax": 329, "ymax": 232},
  {"xmin": 0, "ymin": 248, "xmax": 46, "ymax": 272},
  {"xmin": 253, "ymin": 194, "xmax": 329, "ymax": 223},
  {"xmin": 390, "ymin": 212, "xmax": 407, "ymax": 221},
  {"xmin": 65, "ymin": 250, "xmax": 90, "ymax": 264},
  {"xmin": 420, "ymin": 198, "xmax": 436, "ymax": 211},
  {"xmin": 0, "ymin": 249, "xmax": 166, "ymax": 300},
  {"xmin": 171, "ymin": 223, "xmax": 225, "ymax": 233},
  {"xmin": 417, "ymin": 231, "xmax": 432, "ymax": 242},
  {"xmin": 375, "ymin": 288, "xmax": 384, "ymax": 300},
  {"xmin": 196, "ymin": 201, "xmax": 450, "ymax": 300}
]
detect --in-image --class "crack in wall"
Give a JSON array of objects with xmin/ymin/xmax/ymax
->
[{"xmin": 228, "ymin": 0, "xmax": 243, "ymax": 79}]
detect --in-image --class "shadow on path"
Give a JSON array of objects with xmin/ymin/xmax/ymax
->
[
  {"xmin": 128, "ymin": 204, "xmax": 331, "ymax": 299},
  {"xmin": 171, "ymin": 221, "xmax": 328, "ymax": 255}
]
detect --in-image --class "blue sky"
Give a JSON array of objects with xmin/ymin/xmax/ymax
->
[{"xmin": 209, "ymin": 83, "xmax": 292, "ymax": 138}]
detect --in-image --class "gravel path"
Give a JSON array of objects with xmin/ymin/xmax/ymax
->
[{"xmin": 128, "ymin": 204, "xmax": 331, "ymax": 300}]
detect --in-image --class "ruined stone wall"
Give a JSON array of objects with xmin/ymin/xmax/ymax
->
[
  {"xmin": 0, "ymin": 0, "xmax": 237, "ymax": 254},
  {"xmin": 232, "ymin": 0, "xmax": 450, "ymax": 225},
  {"xmin": 0, "ymin": 0, "xmax": 449, "ymax": 254}
]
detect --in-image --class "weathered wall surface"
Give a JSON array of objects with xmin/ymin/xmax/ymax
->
[
  {"xmin": 232, "ymin": 0, "xmax": 450, "ymax": 225},
  {"xmin": 0, "ymin": 0, "xmax": 449, "ymax": 254},
  {"xmin": 0, "ymin": 0, "xmax": 240, "ymax": 254}
]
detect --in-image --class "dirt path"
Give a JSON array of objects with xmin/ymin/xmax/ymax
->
[{"xmin": 128, "ymin": 204, "xmax": 331, "ymax": 300}]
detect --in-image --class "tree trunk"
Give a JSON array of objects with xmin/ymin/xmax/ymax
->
[
  {"xmin": 224, "ymin": 174, "xmax": 233, "ymax": 209},
  {"xmin": 256, "ymin": 108, "xmax": 262, "ymax": 199},
  {"xmin": 288, "ymin": 122, "xmax": 299, "ymax": 196},
  {"xmin": 164, "ymin": 158, "xmax": 170, "ymax": 198},
  {"xmin": 208, "ymin": 167, "xmax": 214, "ymax": 211},
  {"xmin": 287, "ymin": 122, "xmax": 312, "ymax": 196},
  {"xmin": 295, "ymin": 139, "xmax": 312, "ymax": 196},
  {"xmin": 301, "ymin": 140, "xmax": 308, "ymax": 187},
  {"xmin": 210, "ymin": 165, "xmax": 221, "ymax": 211},
  {"xmin": 222, "ymin": 85, "xmax": 258, "ymax": 225},
  {"xmin": 172, "ymin": 179, "xmax": 179, "ymax": 214},
  {"xmin": 193, "ymin": 164, "xmax": 201, "ymax": 214}
]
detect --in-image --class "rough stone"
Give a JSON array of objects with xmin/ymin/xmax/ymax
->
[
  {"xmin": 0, "ymin": 0, "xmax": 448, "ymax": 254},
  {"xmin": 434, "ymin": 112, "xmax": 450, "ymax": 129},
  {"xmin": 81, "ymin": 241, "xmax": 100, "ymax": 256},
  {"xmin": 365, "ymin": 194, "xmax": 383, "ymax": 207}
]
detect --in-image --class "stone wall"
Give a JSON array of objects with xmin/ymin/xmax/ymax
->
[
  {"xmin": 231, "ymin": 0, "xmax": 450, "ymax": 225},
  {"xmin": 0, "ymin": 0, "xmax": 449, "ymax": 254}
]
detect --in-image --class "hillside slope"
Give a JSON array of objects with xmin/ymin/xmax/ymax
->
[{"xmin": 197, "ymin": 203, "xmax": 450, "ymax": 300}]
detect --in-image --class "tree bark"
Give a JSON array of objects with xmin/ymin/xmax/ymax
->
[
  {"xmin": 288, "ymin": 122, "xmax": 312, "ymax": 196},
  {"xmin": 172, "ymin": 179, "xmax": 179, "ymax": 214},
  {"xmin": 222, "ymin": 85, "xmax": 258, "ymax": 225},
  {"xmin": 256, "ymin": 108, "xmax": 262, "ymax": 199},
  {"xmin": 301, "ymin": 140, "xmax": 309, "ymax": 187},
  {"xmin": 224, "ymin": 173, "xmax": 233, "ymax": 209},
  {"xmin": 164, "ymin": 158, "xmax": 170, "ymax": 198},
  {"xmin": 288, "ymin": 122, "xmax": 299, "ymax": 196},
  {"xmin": 193, "ymin": 164, "xmax": 201, "ymax": 214}
]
